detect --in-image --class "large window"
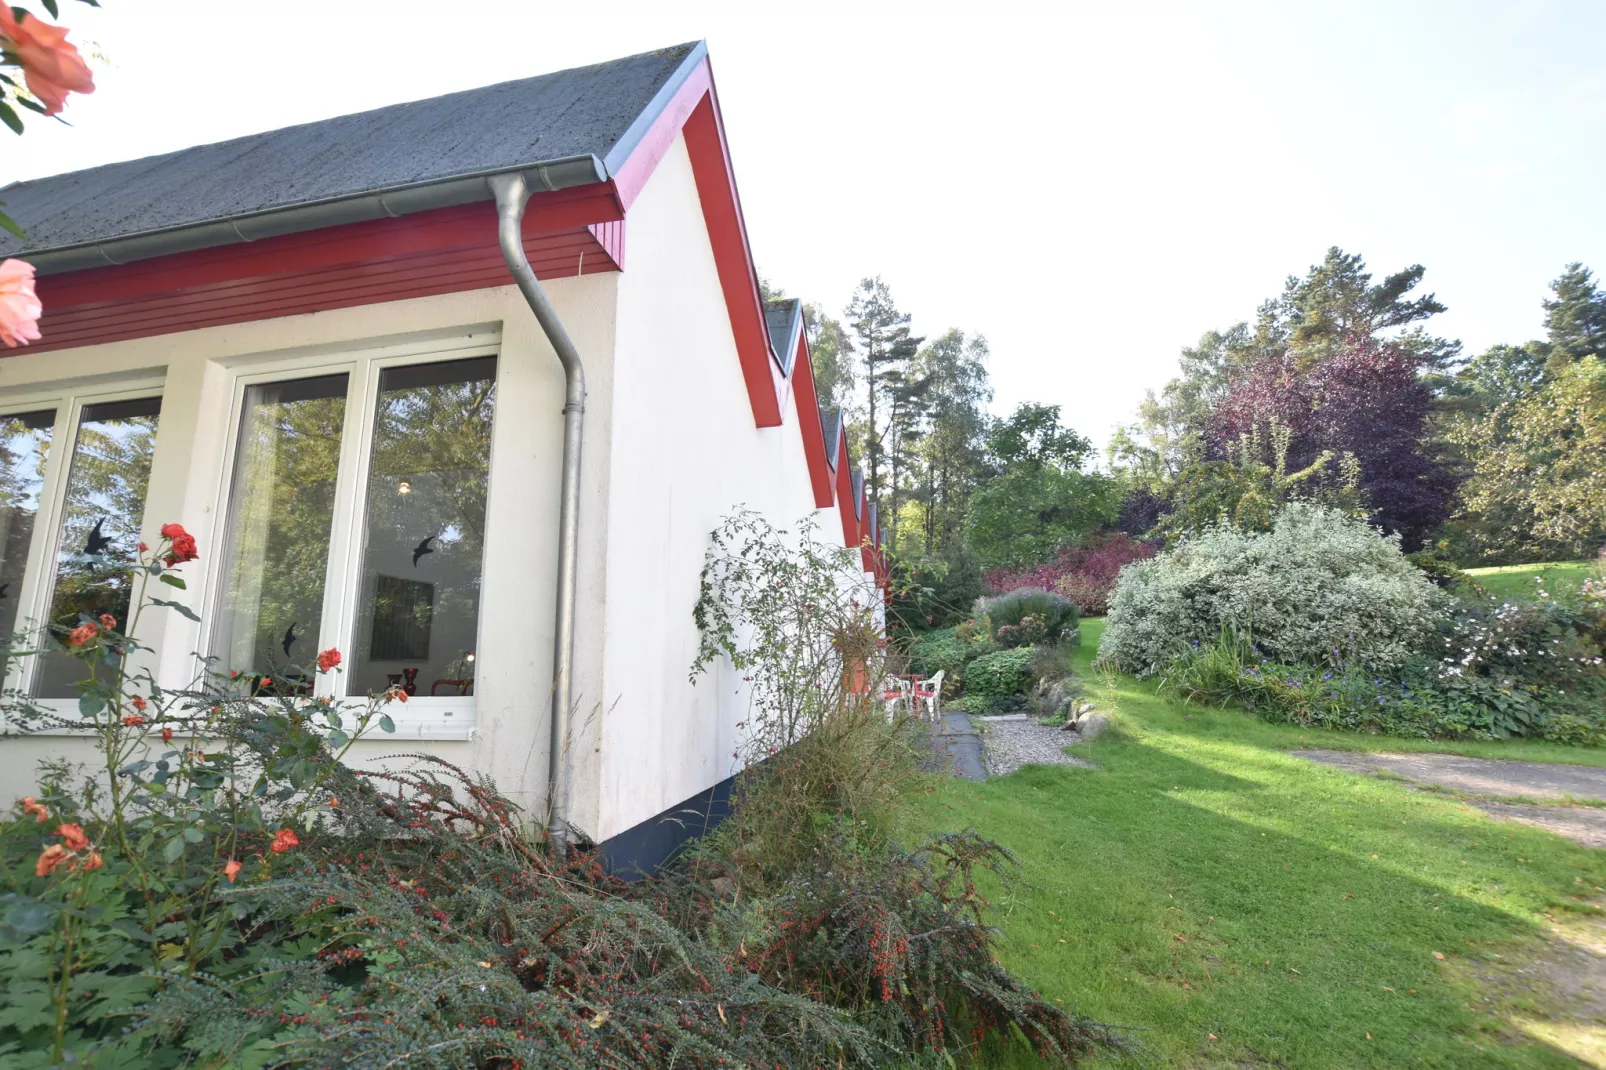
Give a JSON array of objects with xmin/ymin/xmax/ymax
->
[
  {"xmin": 209, "ymin": 348, "xmax": 497, "ymax": 713},
  {"xmin": 0, "ymin": 411, "xmax": 55, "ymax": 681},
  {"xmin": 0, "ymin": 391, "xmax": 163, "ymax": 700},
  {"xmin": 211, "ymin": 375, "xmax": 348, "ymax": 689},
  {"xmin": 348, "ymin": 357, "xmax": 495, "ymax": 698}
]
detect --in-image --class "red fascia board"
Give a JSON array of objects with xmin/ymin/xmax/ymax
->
[
  {"xmin": 611, "ymin": 60, "xmax": 713, "ymax": 213},
  {"xmin": 604, "ymin": 57, "xmax": 785, "ymax": 430},
  {"xmin": 678, "ymin": 75, "xmax": 783, "ymax": 429},
  {"xmin": 834, "ymin": 449, "xmax": 859, "ymax": 549},
  {"xmin": 24, "ymin": 231, "xmax": 617, "ymax": 354},
  {"xmin": 789, "ymin": 332, "xmax": 835, "ymax": 509},
  {"xmin": 34, "ymin": 185, "xmax": 621, "ymax": 313}
]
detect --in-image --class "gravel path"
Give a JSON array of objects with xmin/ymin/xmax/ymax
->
[
  {"xmin": 1295, "ymin": 749, "xmax": 1606, "ymax": 848},
  {"xmin": 981, "ymin": 719, "xmax": 1094, "ymax": 778}
]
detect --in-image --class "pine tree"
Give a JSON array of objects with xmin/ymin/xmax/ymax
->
[
  {"xmin": 845, "ymin": 278, "xmax": 922, "ymax": 529},
  {"xmin": 1542, "ymin": 262, "xmax": 1606, "ymax": 369}
]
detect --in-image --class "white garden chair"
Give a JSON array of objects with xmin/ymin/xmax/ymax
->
[
  {"xmin": 911, "ymin": 670, "xmax": 944, "ymax": 721},
  {"xmin": 880, "ymin": 675, "xmax": 913, "ymax": 722}
]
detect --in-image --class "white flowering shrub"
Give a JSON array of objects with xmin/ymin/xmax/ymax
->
[{"xmin": 1100, "ymin": 504, "xmax": 1446, "ymax": 677}]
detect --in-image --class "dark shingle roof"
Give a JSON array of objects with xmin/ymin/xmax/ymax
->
[
  {"xmin": 0, "ymin": 42, "xmax": 704, "ymax": 261},
  {"xmin": 763, "ymin": 298, "xmax": 801, "ymax": 375},
  {"xmin": 820, "ymin": 408, "xmax": 843, "ymax": 469}
]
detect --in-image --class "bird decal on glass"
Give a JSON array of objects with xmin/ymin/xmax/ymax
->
[
  {"xmin": 282, "ymin": 622, "xmax": 298, "ymax": 658},
  {"xmin": 83, "ymin": 517, "xmax": 113, "ymax": 555},
  {"xmin": 412, "ymin": 535, "xmax": 437, "ymax": 567}
]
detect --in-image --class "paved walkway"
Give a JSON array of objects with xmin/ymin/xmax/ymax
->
[
  {"xmin": 923, "ymin": 711, "xmax": 987, "ymax": 781},
  {"xmin": 1295, "ymin": 749, "xmax": 1606, "ymax": 847}
]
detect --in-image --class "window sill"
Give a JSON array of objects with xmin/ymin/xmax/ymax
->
[{"xmin": 4, "ymin": 697, "xmax": 477, "ymax": 743}]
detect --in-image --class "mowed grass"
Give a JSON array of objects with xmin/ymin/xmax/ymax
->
[
  {"xmin": 912, "ymin": 619, "xmax": 1606, "ymax": 1068},
  {"xmin": 1468, "ymin": 560, "xmax": 1595, "ymax": 601}
]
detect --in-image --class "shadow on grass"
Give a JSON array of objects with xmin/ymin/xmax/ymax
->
[{"xmin": 916, "ymin": 695, "xmax": 1606, "ymax": 1068}]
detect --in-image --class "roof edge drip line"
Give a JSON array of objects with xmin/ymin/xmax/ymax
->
[{"xmin": 26, "ymin": 155, "xmax": 608, "ymax": 276}]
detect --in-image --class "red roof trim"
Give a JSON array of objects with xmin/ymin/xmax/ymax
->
[
  {"xmin": 789, "ymin": 330, "xmax": 834, "ymax": 509},
  {"xmin": 679, "ymin": 81, "xmax": 782, "ymax": 428},
  {"xmin": 610, "ymin": 60, "xmax": 713, "ymax": 213},
  {"xmin": 22, "ymin": 188, "xmax": 624, "ymax": 354}
]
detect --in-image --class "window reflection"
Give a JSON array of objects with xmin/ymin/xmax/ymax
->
[
  {"xmin": 212, "ymin": 375, "xmax": 348, "ymax": 689},
  {"xmin": 350, "ymin": 357, "xmax": 495, "ymax": 698},
  {"xmin": 35, "ymin": 398, "xmax": 161, "ymax": 699},
  {"xmin": 0, "ymin": 410, "xmax": 55, "ymax": 680}
]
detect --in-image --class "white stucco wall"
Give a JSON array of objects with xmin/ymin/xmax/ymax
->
[
  {"xmin": 1, "ymin": 142, "xmax": 870, "ymax": 850},
  {"xmin": 0, "ymin": 275, "xmax": 619, "ymax": 819},
  {"xmin": 590, "ymin": 134, "xmax": 840, "ymax": 842}
]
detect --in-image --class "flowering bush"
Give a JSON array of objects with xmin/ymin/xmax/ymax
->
[
  {"xmin": 1432, "ymin": 576, "xmax": 1606, "ymax": 741},
  {"xmin": 0, "ymin": 512, "xmax": 1123, "ymax": 1067},
  {"xmin": 1100, "ymin": 503, "xmax": 1446, "ymax": 678},
  {"xmin": 985, "ymin": 532, "xmax": 1157, "ymax": 615},
  {"xmin": 1158, "ymin": 574, "xmax": 1606, "ymax": 742},
  {"xmin": 976, "ymin": 586, "xmax": 1079, "ymax": 646},
  {"xmin": 0, "ymin": 524, "xmax": 404, "ymax": 1064}
]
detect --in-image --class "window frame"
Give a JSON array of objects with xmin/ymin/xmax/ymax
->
[
  {"xmin": 0, "ymin": 376, "xmax": 167, "ymax": 710},
  {"xmin": 201, "ymin": 335, "xmax": 501, "ymax": 740}
]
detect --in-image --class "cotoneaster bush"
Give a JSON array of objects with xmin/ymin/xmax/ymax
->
[{"xmin": 1100, "ymin": 503, "xmax": 1446, "ymax": 678}]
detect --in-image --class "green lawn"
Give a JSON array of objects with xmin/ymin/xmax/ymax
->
[
  {"xmin": 1467, "ymin": 560, "xmax": 1596, "ymax": 601},
  {"xmin": 914, "ymin": 619, "xmax": 1606, "ymax": 1068}
]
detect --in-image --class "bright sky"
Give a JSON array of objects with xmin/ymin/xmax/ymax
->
[{"xmin": 6, "ymin": 0, "xmax": 1605, "ymax": 448}]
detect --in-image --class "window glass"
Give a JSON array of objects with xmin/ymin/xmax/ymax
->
[
  {"xmin": 212, "ymin": 375, "xmax": 348, "ymax": 689},
  {"xmin": 0, "ymin": 410, "xmax": 55, "ymax": 679},
  {"xmin": 349, "ymin": 357, "xmax": 495, "ymax": 698},
  {"xmin": 35, "ymin": 397, "xmax": 162, "ymax": 698}
]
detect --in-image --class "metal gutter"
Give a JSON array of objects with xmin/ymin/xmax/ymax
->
[
  {"xmin": 24, "ymin": 155, "xmax": 608, "ymax": 275},
  {"xmin": 489, "ymin": 173, "xmax": 586, "ymax": 855}
]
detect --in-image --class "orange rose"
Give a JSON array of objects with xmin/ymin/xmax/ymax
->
[
  {"xmin": 161, "ymin": 727, "xmax": 173, "ymax": 743},
  {"xmin": 130, "ymin": 696, "xmax": 147, "ymax": 712},
  {"xmin": 223, "ymin": 859, "xmax": 242, "ymax": 883},
  {"xmin": 121, "ymin": 714, "xmax": 145, "ymax": 727},
  {"xmin": 159, "ymin": 523, "xmax": 199, "ymax": 566},
  {"xmin": 66, "ymin": 622, "xmax": 97, "ymax": 647},
  {"xmin": 0, "ymin": 7, "xmax": 95, "ymax": 115},
  {"xmin": 35, "ymin": 843, "xmax": 68, "ymax": 877},
  {"xmin": 57, "ymin": 823, "xmax": 89, "ymax": 851},
  {"xmin": 316, "ymin": 648, "xmax": 342, "ymax": 673},
  {"xmin": 97, "ymin": 613, "xmax": 116, "ymax": 631},
  {"xmin": 0, "ymin": 259, "xmax": 41, "ymax": 348},
  {"xmin": 270, "ymin": 828, "xmax": 299, "ymax": 854},
  {"xmin": 21, "ymin": 797, "xmax": 49, "ymax": 822},
  {"xmin": 74, "ymin": 851, "xmax": 103, "ymax": 872}
]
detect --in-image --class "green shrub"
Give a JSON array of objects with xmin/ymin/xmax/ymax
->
[
  {"xmin": 1160, "ymin": 577, "xmax": 1606, "ymax": 743},
  {"xmin": 909, "ymin": 625, "xmax": 997, "ymax": 694},
  {"xmin": 1101, "ymin": 503, "xmax": 1446, "ymax": 678},
  {"xmin": 965, "ymin": 647, "xmax": 1037, "ymax": 698},
  {"xmin": 978, "ymin": 587, "xmax": 1079, "ymax": 647}
]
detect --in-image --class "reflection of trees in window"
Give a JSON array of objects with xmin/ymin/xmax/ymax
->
[
  {"xmin": 36, "ymin": 398, "xmax": 161, "ymax": 698},
  {"xmin": 0, "ymin": 411, "xmax": 54, "ymax": 677},
  {"xmin": 215, "ymin": 377, "xmax": 346, "ymax": 678},
  {"xmin": 351, "ymin": 358, "xmax": 495, "ymax": 696}
]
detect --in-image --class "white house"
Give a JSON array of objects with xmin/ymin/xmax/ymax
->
[{"xmin": 0, "ymin": 42, "xmax": 886, "ymax": 872}]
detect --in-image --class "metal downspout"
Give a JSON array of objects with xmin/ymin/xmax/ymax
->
[{"xmin": 489, "ymin": 173, "xmax": 585, "ymax": 853}]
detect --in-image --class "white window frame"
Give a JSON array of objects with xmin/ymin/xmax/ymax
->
[
  {"xmin": 0, "ymin": 377, "xmax": 167, "ymax": 724},
  {"xmin": 201, "ymin": 334, "xmax": 502, "ymax": 741}
]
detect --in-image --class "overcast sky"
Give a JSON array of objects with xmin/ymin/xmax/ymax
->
[{"xmin": 6, "ymin": 0, "xmax": 1604, "ymax": 447}]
